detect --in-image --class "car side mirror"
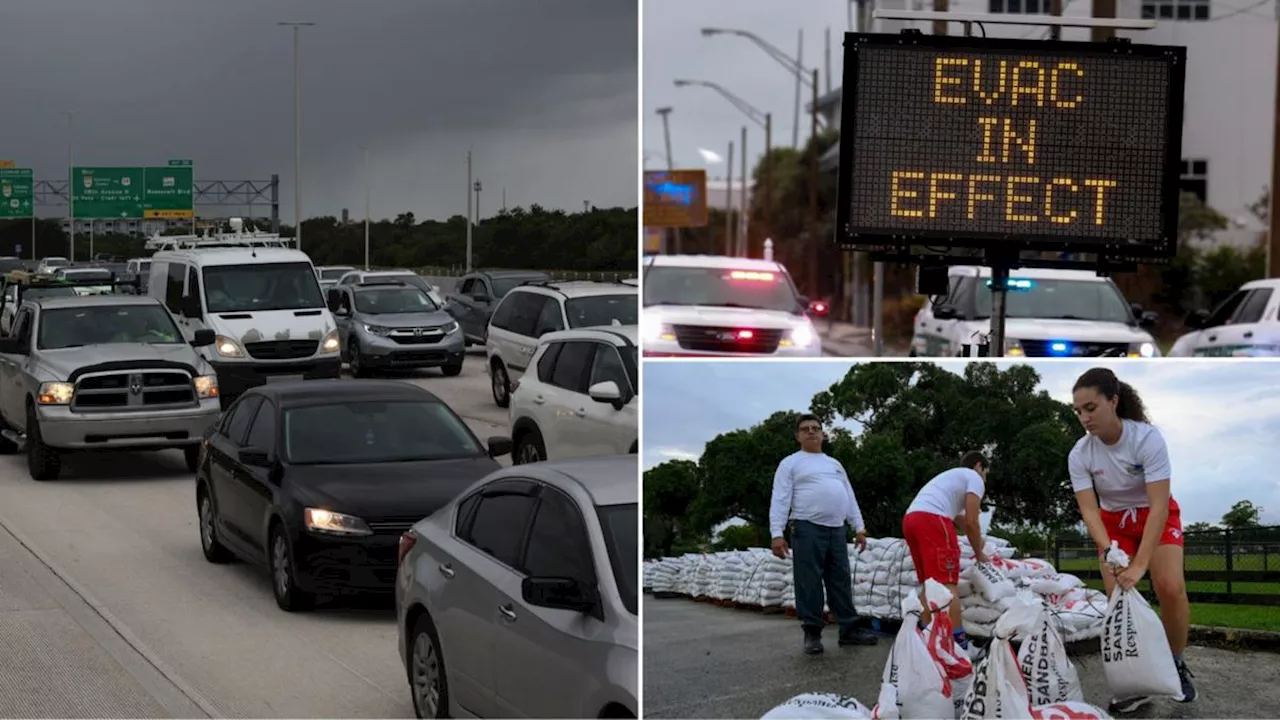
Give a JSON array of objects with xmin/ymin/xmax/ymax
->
[
  {"xmin": 807, "ymin": 300, "xmax": 829, "ymax": 317},
  {"xmin": 1185, "ymin": 309, "xmax": 1210, "ymax": 329},
  {"xmin": 326, "ymin": 289, "xmax": 342, "ymax": 312},
  {"xmin": 933, "ymin": 304, "xmax": 959, "ymax": 320},
  {"xmin": 1130, "ymin": 302, "xmax": 1144, "ymax": 317},
  {"xmin": 191, "ymin": 328, "xmax": 216, "ymax": 348},
  {"xmin": 588, "ymin": 380, "xmax": 626, "ymax": 410},
  {"xmin": 180, "ymin": 294, "xmax": 201, "ymax": 319},
  {"xmin": 0, "ymin": 337, "xmax": 23, "ymax": 354},
  {"xmin": 487, "ymin": 435, "xmax": 512, "ymax": 458},
  {"xmin": 238, "ymin": 447, "xmax": 271, "ymax": 467},
  {"xmin": 521, "ymin": 576, "xmax": 599, "ymax": 615},
  {"xmin": 1139, "ymin": 310, "xmax": 1159, "ymax": 329}
]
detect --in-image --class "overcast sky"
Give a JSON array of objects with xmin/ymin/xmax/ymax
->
[
  {"xmin": 642, "ymin": 0, "xmax": 850, "ymax": 177},
  {"xmin": 643, "ymin": 360, "xmax": 1280, "ymax": 527},
  {"xmin": 3, "ymin": 0, "xmax": 638, "ymax": 222}
]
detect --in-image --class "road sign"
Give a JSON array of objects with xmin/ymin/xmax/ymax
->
[
  {"xmin": 0, "ymin": 160, "xmax": 15, "ymax": 169},
  {"xmin": 644, "ymin": 170, "xmax": 708, "ymax": 228},
  {"xmin": 835, "ymin": 33, "xmax": 1186, "ymax": 258},
  {"xmin": 0, "ymin": 168, "xmax": 34, "ymax": 219},
  {"xmin": 71, "ymin": 165, "xmax": 194, "ymax": 219}
]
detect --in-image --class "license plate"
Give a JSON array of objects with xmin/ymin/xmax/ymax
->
[{"xmin": 266, "ymin": 374, "xmax": 305, "ymax": 384}]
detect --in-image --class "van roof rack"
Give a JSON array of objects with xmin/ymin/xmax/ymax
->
[{"xmin": 144, "ymin": 217, "xmax": 295, "ymax": 252}]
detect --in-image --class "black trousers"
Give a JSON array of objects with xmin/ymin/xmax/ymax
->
[{"xmin": 792, "ymin": 520, "xmax": 859, "ymax": 634}]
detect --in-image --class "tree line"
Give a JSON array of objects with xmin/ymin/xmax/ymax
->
[
  {"xmin": 0, "ymin": 204, "xmax": 638, "ymax": 273},
  {"xmin": 674, "ymin": 129, "xmax": 1267, "ymax": 347},
  {"xmin": 643, "ymin": 362, "xmax": 1271, "ymax": 559}
]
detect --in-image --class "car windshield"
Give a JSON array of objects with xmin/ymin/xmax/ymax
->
[
  {"xmin": 564, "ymin": 293, "xmax": 638, "ymax": 328},
  {"xmin": 371, "ymin": 273, "xmax": 434, "ymax": 293},
  {"xmin": 491, "ymin": 275, "xmax": 547, "ymax": 298},
  {"xmin": 320, "ymin": 267, "xmax": 352, "ymax": 281},
  {"xmin": 136, "ymin": 260, "xmax": 151, "ymax": 274},
  {"xmin": 20, "ymin": 286, "xmax": 78, "ymax": 301},
  {"xmin": 60, "ymin": 270, "xmax": 112, "ymax": 282},
  {"xmin": 43, "ymin": 258, "xmax": 68, "ymax": 268},
  {"xmin": 355, "ymin": 287, "xmax": 439, "ymax": 313},
  {"xmin": 38, "ymin": 304, "xmax": 183, "ymax": 349},
  {"xmin": 643, "ymin": 266, "xmax": 801, "ymax": 313},
  {"xmin": 973, "ymin": 278, "xmax": 1133, "ymax": 323},
  {"xmin": 283, "ymin": 400, "xmax": 485, "ymax": 464},
  {"xmin": 598, "ymin": 503, "xmax": 638, "ymax": 616},
  {"xmin": 0, "ymin": 259, "xmax": 25, "ymax": 274},
  {"xmin": 202, "ymin": 262, "xmax": 325, "ymax": 313}
]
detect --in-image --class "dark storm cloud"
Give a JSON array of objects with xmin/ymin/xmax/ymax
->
[{"xmin": 3, "ymin": 0, "xmax": 638, "ymax": 221}]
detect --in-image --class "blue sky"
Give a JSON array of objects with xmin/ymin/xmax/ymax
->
[{"xmin": 642, "ymin": 360, "xmax": 1280, "ymax": 527}]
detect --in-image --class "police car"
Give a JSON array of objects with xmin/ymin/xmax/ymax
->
[
  {"xmin": 1167, "ymin": 278, "xmax": 1279, "ymax": 357},
  {"xmin": 641, "ymin": 254, "xmax": 823, "ymax": 357},
  {"xmin": 910, "ymin": 266, "xmax": 1159, "ymax": 358}
]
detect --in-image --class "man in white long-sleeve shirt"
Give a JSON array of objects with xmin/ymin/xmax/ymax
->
[{"xmin": 769, "ymin": 414, "xmax": 879, "ymax": 655}]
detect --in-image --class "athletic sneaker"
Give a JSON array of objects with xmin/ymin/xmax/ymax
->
[
  {"xmin": 1176, "ymin": 660, "xmax": 1197, "ymax": 702},
  {"xmin": 1108, "ymin": 696, "xmax": 1153, "ymax": 714}
]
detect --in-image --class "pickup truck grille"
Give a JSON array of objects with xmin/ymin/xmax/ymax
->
[
  {"xmin": 72, "ymin": 371, "xmax": 196, "ymax": 411},
  {"xmin": 245, "ymin": 339, "xmax": 318, "ymax": 360}
]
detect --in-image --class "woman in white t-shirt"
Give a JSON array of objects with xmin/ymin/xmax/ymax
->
[{"xmin": 1068, "ymin": 367, "xmax": 1195, "ymax": 713}]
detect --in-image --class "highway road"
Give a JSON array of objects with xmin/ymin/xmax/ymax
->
[{"xmin": 0, "ymin": 348, "xmax": 505, "ymax": 719}]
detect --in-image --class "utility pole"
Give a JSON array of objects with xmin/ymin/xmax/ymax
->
[
  {"xmin": 764, "ymin": 113, "xmax": 773, "ymax": 254},
  {"xmin": 726, "ymin": 139, "xmax": 735, "ymax": 255},
  {"xmin": 465, "ymin": 150, "xmax": 473, "ymax": 272},
  {"xmin": 1050, "ymin": 0, "xmax": 1064, "ymax": 39},
  {"xmin": 933, "ymin": 0, "xmax": 949, "ymax": 36},
  {"xmin": 740, "ymin": 125, "xmax": 748, "ymax": 257},
  {"xmin": 363, "ymin": 145, "xmax": 370, "ymax": 270},
  {"xmin": 656, "ymin": 107, "xmax": 679, "ymax": 254},
  {"xmin": 474, "ymin": 179, "xmax": 483, "ymax": 223},
  {"xmin": 1270, "ymin": 17, "xmax": 1280, "ymax": 278},
  {"xmin": 279, "ymin": 21, "xmax": 314, "ymax": 251},
  {"xmin": 66, "ymin": 112, "xmax": 74, "ymax": 263},
  {"xmin": 792, "ymin": 29, "xmax": 804, "ymax": 149},
  {"xmin": 808, "ymin": 69, "xmax": 820, "ymax": 301},
  {"xmin": 1092, "ymin": 0, "xmax": 1117, "ymax": 40}
]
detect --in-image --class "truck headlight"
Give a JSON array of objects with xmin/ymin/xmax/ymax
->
[
  {"xmin": 214, "ymin": 335, "xmax": 244, "ymax": 358},
  {"xmin": 193, "ymin": 375, "xmax": 219, "ymax": 399},
  {"xmin": 304, "ymin": 507, "xmax": 372, "ymax": 536},
  {"xmin": 321, "ymin": 329, "xmax": 341, "ymax": 353},
  {"xmin": 642, "ymin": 316, "xmax": 674, "ymax": 342},
  {"xmin": 788, "ymin": 323, "xmax": 815, "ymax": 348},
  {"xmin": 37, "ymin": 382, "xmax": 74, "ymax": 405}
]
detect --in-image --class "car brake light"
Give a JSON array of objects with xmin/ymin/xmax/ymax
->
[
  {"xmin": 736, "ymin": 329, "xmax": 754, "ymax": 340},
  {"xmin": 729, "ymin": 270, "xmax": 775, "ymax": 282},
  {"xmin": 398, "ymin": 531, "xmax": 418, "ymax": 566}
]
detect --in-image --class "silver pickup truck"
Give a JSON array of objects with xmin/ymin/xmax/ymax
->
[{"xmin": 0, "ymin": 294, "xmax": 223, "ymax": 481}]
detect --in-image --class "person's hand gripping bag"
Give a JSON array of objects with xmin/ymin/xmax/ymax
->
[
  {"xmin": 1100, "ymin": 542, "xmax": 1182, "ymax": 700},
  {"xmin": 1017, "ymin": 598, "xmax": 1084, "ymax": 706},
  {"xmin": 871, "ymin": 593, "xmax": 954, "ymax": 720},
  {"xmin": 960, "ymin": 593, "xmax": 1040, "ymax": 719},
  {"xmin": 919, "ymin": 579, "xmax": 975, "ymax": 717},
  {"xmin": 762, "ymin": 693, "xmax": 873, "ymax": 719}
]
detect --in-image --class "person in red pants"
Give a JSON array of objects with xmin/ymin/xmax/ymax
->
[
  {"xmin": 902, "ymin": 450, "xmax": 989, "ymax": 656},
  {"xmin": 1068, "ymin": 367, "xmax": 1196, "ymax": 715}
]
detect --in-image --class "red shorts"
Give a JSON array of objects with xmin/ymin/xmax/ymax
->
[
  {"xmin": 903, "ymin": 511, "xmax": 961, "ymax": 585},
  {"xmin": 1099, "ymin": 497, "xmax": 1184, "ymax": 558}
]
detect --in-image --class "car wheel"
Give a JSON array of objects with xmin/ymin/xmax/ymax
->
[
  {"xmin": 514, "ymin": 427, "xmax": 546, "ymax": 465},
  {"xmin": 440, "ymin": 362, "xmax": 463, "ymax": 377},
  {"xmin": 349, "ymin": 339, "xmax": 369, "ymax": 378},
  {"xmin": 490, "ymin": 361, "xmax": 510, "ymax": 408},
  {"xmin": 183, "ymin": 445, "xmax": 201, "ymax": 473},
  {"xmin": 269, "ymin": 525, "xmax": 314, "ymax": 612},
  {"xmin": 197, "ymin": 488, "xmax": 235, "ymax": 564},
  {"xmin": 410, "ymin": 615, "xmax": 450, "ymax": 718},
  {"xmin": 25, "ymin": 404, "xmax": 60, "ymax": 481}
]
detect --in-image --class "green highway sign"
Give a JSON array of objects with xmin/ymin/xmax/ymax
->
[
  {"xmin": 71, "ymin": 163, "xmax": 194, "ymax": 219},
  {"xmin": 0, "ymin": 168, "xmax": 34, "ymax": 219}
]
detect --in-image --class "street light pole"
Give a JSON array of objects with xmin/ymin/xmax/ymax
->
[
  {"xmin": 363, "ymin": 145, "xmax": 370, "ymax": 270},
  {"xmin": 279, "ymin": 21, "xmax": 314, "ymax": 252},
  {"xmin": 466, "ymin": 150, "xmax": 473, "ymax": 272},
  {"xmin": 66, "ymin": 112, "xmax": 74, "ymax": 263},
  {"xmin": 474, "ymin": 180, "xmax": 483, "ymax": 224},
  {"xmin": 655, "ymin": 106, "xmax": 679, "ymax": 254}
]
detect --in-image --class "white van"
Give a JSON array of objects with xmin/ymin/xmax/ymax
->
[{"xmin": 145, "ymin": 230, "xmax": 341, "ymax": 407}]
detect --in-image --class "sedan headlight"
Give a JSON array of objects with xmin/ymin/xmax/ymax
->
[
  {"xmin": 641, "ymin": 316, "xmax": 674, "ymax": 342},
  {"xmin": 321, "ymin": 329, "xmax": 341, "ymax": 353},
  {"xmin": 787, "ymin": 323, "xmax": 815, "ymax": 348},
  {"xmin": 214, "ymin": 335, "xmax": 244, "ymax": 358},
  {"xmin": 363, "ymin": 324, "xmax": 392, "ymax": 337},
  {"xmin": 37, "ymin": 381, "xmax": 74, "ymax": 405},
  {"xmin": 1128, "ymin": 341, "xmax": 1157, "ymax": 358},
  {"xmin": 193, "ymin": 375, "xmax": 219, "ymax": 399},
  {"xmin": 304, "ymin": 508, "xmax": 372, "ymax": 537}
]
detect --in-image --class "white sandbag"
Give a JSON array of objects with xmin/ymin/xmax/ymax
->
[
  {"xmin": 921, "ymin": 579, "xmax": 974, "ymax": 683},
  {"xmin": 762, "ymin": 693, "xmax": 874, "ymax": 719},
  {"xmin": 1017, "ymin": 600, "xmax": 1084, "ymax": 707},
  {"xmin": 1030, "ymin": 702, "xmax": 1112, "ymax": 719},
  {"xmin": 1099, "ymin": 542, "xmax": 1181, "ymax": 700},
  {"xmin": 960, "ymin": 594, "xmax": 1042, "ymax": 719},
  {"xmin": 956, "ymin": 578, "xmax": 974, "ymax": 598},
  {"xmin": 1018, "ymin": 558, "xmax": 1057, "ymax": 579},
  {"xmin": 872, "ymin": 593, "xmax": 954, "ymax": 720},
  {"xmin": 1029, "ymin": 574, "xmax": 1083, "ymax": 596},
  {"xmin": 965, "ymin": 560, "xmax": 1016, "ymax": 604}
]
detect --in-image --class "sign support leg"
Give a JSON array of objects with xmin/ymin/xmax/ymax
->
[{"xmin": 988, "ymin": 260, "xmax": 1010, "ymax": 358}]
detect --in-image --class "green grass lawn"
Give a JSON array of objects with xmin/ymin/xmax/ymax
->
[{"xmin": 1052, "ymin": 554, "xmax": 1280, "ymax": 632}]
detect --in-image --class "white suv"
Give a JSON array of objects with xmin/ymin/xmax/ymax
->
[
  {"xmin": 642, "ymin": 254, "xmax": 823, "ymax": 357},
  {"xmin": 508, "ymin": 326, "xmax": 638, "ymax": 464},
  {"xmin": 486, "ymin": 280, "xmax": 638, "ymax": 407}
]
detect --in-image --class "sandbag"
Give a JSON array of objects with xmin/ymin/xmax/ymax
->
[
  {"xmin": 872, "ymin": 594, "xmax": 954, "ymax": 720},
  {"xmin": 1100, "ymin": 542, "xmax": 1182, "ymax": 700},
  {"xmin": 763, "ymin": 693, "xmax": 874, "ymax": 719},
  {"xmin": 1017, "ymin": 601, "xmax": 1084, "ymax": 706},
  {"xmin": 1030, "ymin": 702, "xmax": 1112, "ymax": 719},
  {"xmin": 960, "ymin": 594, "xmax": 1042, "ymax": 719},
  {"xmin": 921, "ymin": 579, "xmax": 974, "ymax": 681},
  {"xmin": 966, "ymin": 560, "xmax": 1016, "ymax": 604}
]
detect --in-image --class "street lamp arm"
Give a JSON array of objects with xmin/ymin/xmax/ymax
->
[
  {"xmin": 720, "ymin": 29, "xmax": 816, "ymax": 88},
  {"xmin": 674, "ymin": 79, "xmax": 768, "ymax": 129}
]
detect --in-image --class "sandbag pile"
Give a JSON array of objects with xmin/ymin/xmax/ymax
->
[{"xmin": 957, "ymin": 553, "xmax": 1108, "ymax": 642}]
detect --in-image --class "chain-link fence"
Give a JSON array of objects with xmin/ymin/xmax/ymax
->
[{"xmin": 1054, "ymin": 525, "xmax": 1280, "ymax": 606}]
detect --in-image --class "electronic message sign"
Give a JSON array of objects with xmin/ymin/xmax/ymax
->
[
  {"xmin": 835, "ymin": 33, "xmax": 1186, "ymax": 258},
  {"xmin": 644, "ymin": 170, "xmax": 709, "ymax": 228}
]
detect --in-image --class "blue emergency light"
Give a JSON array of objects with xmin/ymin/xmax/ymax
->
[{"xmin": 985, "ymin": 278, "xmax": 1036, "ymax": 291}]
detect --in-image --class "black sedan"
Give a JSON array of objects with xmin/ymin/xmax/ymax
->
[{"xmin": 194, "ymin": 379, "xmax": 512, "ymax": 611}]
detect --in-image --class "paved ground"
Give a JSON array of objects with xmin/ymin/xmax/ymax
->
[
  {"xmin": 817, "ymin": 322, "xmax": 907, "ymax": 358},
  {"xmin": 0, "ymin": 349, "xmax": 506, "ymax": 719},
  {"xmin": 642, "ymin": 595, "xmax": 1280, "ymax": 719}
]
